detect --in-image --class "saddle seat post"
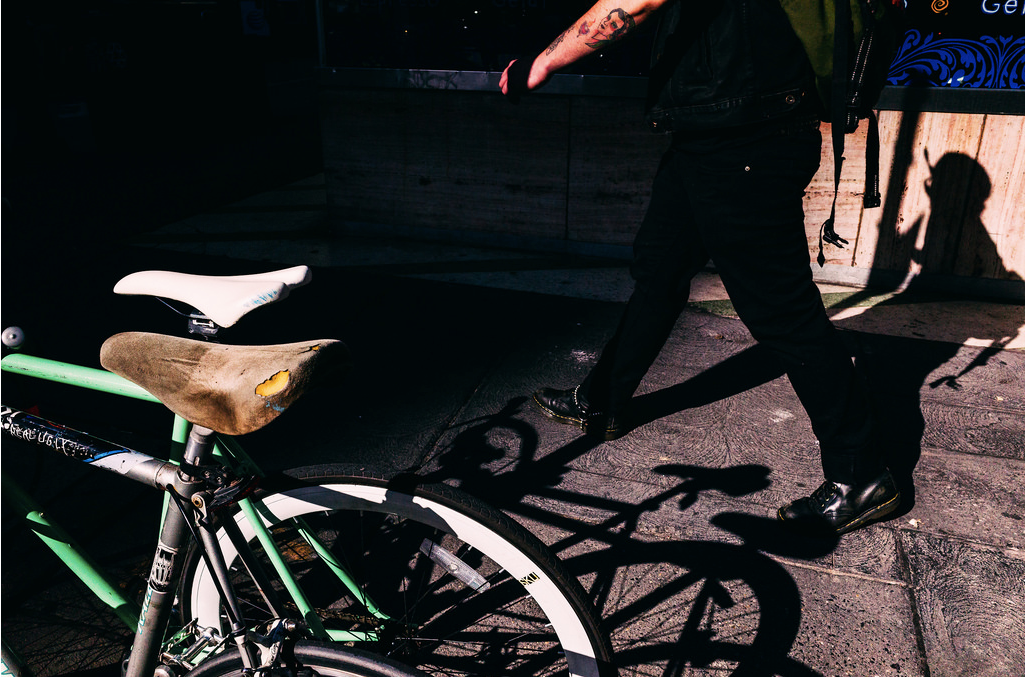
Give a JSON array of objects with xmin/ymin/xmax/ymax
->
[
  {"xmin": 150, "ymin": 297, "xmax": 224, "ymax": 340},
  {"xmin": 183, "ymin": 424, "xmax": 217, "ymax": 466},
  {"xmin": 181, "ymin": 424, "xmax": 264, "ymax": 671},
  {"xmin": 124, "ymin": 424, "xmax": 215, "ymax": 677}
]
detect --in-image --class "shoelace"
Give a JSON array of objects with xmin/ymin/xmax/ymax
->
[
  {"xmin": 809, "ymin": 481, "xmax": 840, "ymax": 510},
  {"xmin": 573, "ymin": 385, "xmax": 606, "ymax": 418}
]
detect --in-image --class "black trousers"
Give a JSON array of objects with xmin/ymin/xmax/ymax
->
[{"xmin": 580, "ymin": 120, "xmax": 879, "ymax": 485}]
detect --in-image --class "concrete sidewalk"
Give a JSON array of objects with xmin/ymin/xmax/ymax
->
[
  {"xmin": 3, "ymin": 174, "xmax": 1023, "ymax": 677},
  {"xmin": 130, "ymin": 174, "xmax": 1025, "ymax": 676}
]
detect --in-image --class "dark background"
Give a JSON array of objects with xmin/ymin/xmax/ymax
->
[
  {"xmin": 2, "ymin": 0, "xmax": 1022, "ymax": 273},
  {"xmin": 3, "ymin": 0, "xmax": 323, "ymax": 262},
  {"xmin": 320, "ymin": 0, "xmax": 655, "ymax": 74}
]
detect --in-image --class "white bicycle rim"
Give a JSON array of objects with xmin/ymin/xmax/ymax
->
[{"xmin": 186, "ymin": 481, "xmax": 603, "ymax": 677}]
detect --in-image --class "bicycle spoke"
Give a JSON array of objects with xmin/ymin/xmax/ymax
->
[{"xmin": 182, "ymin": 474, "xmax": 611, "ymax": 676}]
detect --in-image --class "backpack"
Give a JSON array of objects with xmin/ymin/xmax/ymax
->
[{"xmin": 778, "ymin": 0, "xmax": 904, "ymax": 265}]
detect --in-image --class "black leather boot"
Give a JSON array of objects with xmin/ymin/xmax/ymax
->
[
  {"xmin": 777, "ymin": 470, "xmax": 901, "ymax": 535},
  {"xmin": 531, "ymin": 385, "xmax": 625, "ymax": 441}
]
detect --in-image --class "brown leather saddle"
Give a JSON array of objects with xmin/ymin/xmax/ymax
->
[{"xmin": 101, "ymin": 332, "xmax": 351, "ymax": 436}]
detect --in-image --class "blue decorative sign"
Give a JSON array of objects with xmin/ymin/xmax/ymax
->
[{"xmin": 889, "ymin": 0, "xmax": 1025, "ymax": 88}]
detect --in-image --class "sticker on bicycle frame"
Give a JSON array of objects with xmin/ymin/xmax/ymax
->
[
  {"xmin": 138, "ymin": 588, "xmax": 153, "ymax": 633},
  {"xmin": 1, "ymin": 407, "xmax": 94, "ymax": 459},
  {"xmin": 518, "ymin": 571, "xmax": 541, "ymax": 587},
  {"xmin": 149, "ymin": 545, "xmax": 178, "ymax": 592},
  {"xmin": 1, "ymin": 406, "xmax": 143, "ymax": 466}
]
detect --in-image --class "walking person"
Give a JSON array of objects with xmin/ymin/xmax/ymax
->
[{"xmin": 499, "ymin": 0, "xmax": 901, "ymax": 536}]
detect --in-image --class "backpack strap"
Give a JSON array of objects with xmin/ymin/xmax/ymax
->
[
  {"xmin": 864, "ymin": 110, "xmax": 882, "ymax": 208},
  {"xmin": 817, "ymin": 0, "xmax": 888, "ymax": 266},
  {"xmin": 853, "ymin": 0, "xmax": 884, "ymax": 209},
  {"xmin": 817, "ymin": 0, "xmax": 853, "ymax": 267}
]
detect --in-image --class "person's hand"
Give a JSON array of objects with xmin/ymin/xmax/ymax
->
[{"xmin": 500, "ymin": 56, "xmax": 545, "ymax": 103}]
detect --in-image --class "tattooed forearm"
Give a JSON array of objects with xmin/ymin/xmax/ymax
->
[
  {"xmin": 584, "ymin": 9, "xmax": 637, "ymax": 49},
  {"xmin": 545, "ymin": 27, "xmax": 570, "ymax": 55}
]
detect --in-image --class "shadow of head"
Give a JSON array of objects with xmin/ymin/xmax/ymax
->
[
  {"xmin": 924, "ymin": 150, "xmax": 991, "ymax": 215},
  {"xmin": 915, "ymin": 150, "xmax": 1004, "ymax": 278},
  {"xmin": 897, "ymin": 149, "xmax": 1023, "ymax": 309}
]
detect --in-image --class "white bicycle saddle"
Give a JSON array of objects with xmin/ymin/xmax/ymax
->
[{"xmin": 113, "ymin": 266, "xmax": 312, "ymax": 328}]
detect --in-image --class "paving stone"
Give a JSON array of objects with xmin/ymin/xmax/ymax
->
[
  {"xmin": 782, "ymin": 565, "xmax": 925, "ymax": 677},
  {"xmin": 919, "ymin": 399, "xmax": 1025, "ymax": 460},
  {"xmin": 857, "ymin": 333, "xmax": 1025, "ymax": 466},
  {"xmin": 1, "ymin": 581, "xmax": 132, "ymax": 677},
  {"xmin": 902, "ymin": 449, "xmax": 1025, "ymax": 549},
  {"xmin": 900, "ymin": 530, "xmax": 1025, "ymax": 677}
]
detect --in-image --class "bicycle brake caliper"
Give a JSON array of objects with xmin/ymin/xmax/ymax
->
[{"xmin": 250, "ymin": 619, "xmax": 312, "ymax": 677}]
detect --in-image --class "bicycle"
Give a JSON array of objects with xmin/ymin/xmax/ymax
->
[{"xmin": 1, "ymin": 265, "xmax": 614, "ymax": 677}]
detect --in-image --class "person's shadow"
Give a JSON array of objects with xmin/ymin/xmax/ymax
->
[
  {"xmin": 832, "ymin": 151, "xmax": 1023, "ymax": 509},
  {"xmin": 624, "ymin": 150, "xmax": 1023, "ymax": 515}
]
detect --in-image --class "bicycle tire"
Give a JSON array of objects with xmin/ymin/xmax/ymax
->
[
  {"xmin": 186, "ymin": 642, "xmax": 428, "ymax": 677},
  {"xmin": 179, "ymin": 466, "xmax": 613, "ymax": 677}
]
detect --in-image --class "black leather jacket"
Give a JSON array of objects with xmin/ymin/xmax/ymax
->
[{"xmin": 645, "ymin": 0, "xmax": 815, "ymax": 133}]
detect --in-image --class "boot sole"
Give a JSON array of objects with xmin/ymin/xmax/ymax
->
[{"xmin": 835, "ymin": 492, "xmax": 902, "ymax": 535}]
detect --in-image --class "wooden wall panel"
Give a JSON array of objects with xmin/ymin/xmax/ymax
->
[
  {"xmin": 566, "ymin": 98, "xmax": 668, "ymax": 246},
  {"xmin": 321, "ymin": 88, "xmax": 1021, "ymax": 292},
  {"xmin": 806, "ymin": 111, "xmax": 1025, "ymax": 287},
  {"xmin": 322, "ymin": 89, "xmax": 570, "ymax": 238},
  {"xmin": 854, "ymin": 113, "xmax": 989, "ymax": 275},
  {"xmin": 849, "ymin": 108, "xmax": 915, "ymax": 275},
  {"xmin": 974, "ymin": 115, "xmax": 1025, "ymax": 281}
]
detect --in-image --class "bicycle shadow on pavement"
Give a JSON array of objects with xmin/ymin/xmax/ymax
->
[
  {"xmin": 420, "ymin": 400, "xmax": 840, "ymax": 676},
  {"xmin": 575, "ymin": 515, "xmax": 837, "ymax": 675}
]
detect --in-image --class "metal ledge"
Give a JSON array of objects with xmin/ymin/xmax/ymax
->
[
  {"xmin": 876, "ymin": 86, "xmax": 1025, "ymax": 115},
  {"xmin": 317, "ymin": 67, "xmax": 647, "ymax": 98},
  {"xmin": 318, "ymin": 67, "xmax": 1024, "ymax": 113}
]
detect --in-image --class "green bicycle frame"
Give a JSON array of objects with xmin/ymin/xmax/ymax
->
[
  {"xmin": 1, "ymin": 475, "xmax": 141, "ymax": 628},
  {"xmin": 2, "ymin": 353, "xmax": 388, "ymax": 640}
]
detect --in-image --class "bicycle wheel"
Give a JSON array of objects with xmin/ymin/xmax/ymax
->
[
  {"xmin": 179, "ymin": 466, "xmax": 613, "ymax": 677},
  {"xmin": 187, "ymin": 642, "xmax": 428, "ymax": 677}
]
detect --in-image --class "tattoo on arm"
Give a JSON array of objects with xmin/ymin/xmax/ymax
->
[
  {"xmin": 545, "ymin": 9, "xmax": 636, "ymax": 59},
  {"xmin": 545, "ymin": 27, "xmax": 570, "ymax": 55},
  {"xmin": 584, "ymin": 9, "xmax": 637, "ymax": 49}
]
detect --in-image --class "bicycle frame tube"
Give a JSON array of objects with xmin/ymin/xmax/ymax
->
[
  {"xmin": 181, "ymin": 421, "xmax": 364, "ymax": 641},
  {"xmin": 0, "ymin": 405, "xmax": 199, "ymax": 677},
  {"xmin": 126, "ymin": 426, "xmax": 215, "ymax": 677},
  {"xmin": 211, "ymin": 431, "xmax": 393, "ymax": 632},
  {"xmin": 3, "ymin": 355, "xmax": 393, "ymax": 641},
  {"xmin": 1, "ymin": 407, "xmax": 180, "ymax": 489},
  {"xmin": 209, "ymin": 435, "xmax": 377, "ymax": 636},
  {"xmin": 1, "ymin": 354, "xmax": 160, "ymax": 403},
  {"xmin": 233, "ymin": 498, "xmax": 331, "ymax": 639},
  {"xmin": 1, "ymin": 475, "xmax": 141, "ymax": 629},
  {"xmin": 2, "ymin": 638, "xmax": 30, "ymax": 677},
  {"xmin": 0, "ymin": 404, "xmax": 175, "ymax": 618},
  {"xmin": 212, "ymin": 435, "xmax": 261, "ymax": 477},
  {"xmin": 249, "ymin": 498, "xmax": 391, "ymax": 622}
]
